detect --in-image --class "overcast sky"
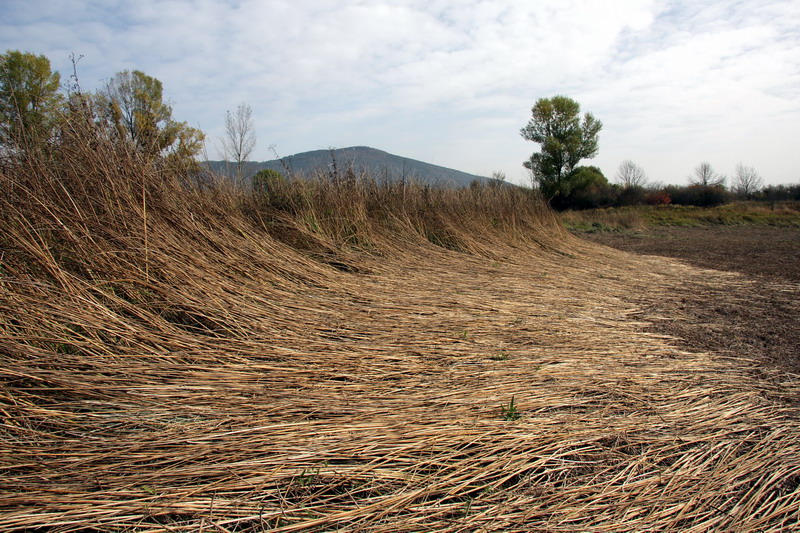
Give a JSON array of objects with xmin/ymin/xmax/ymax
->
[{"xmin": 3, "ymin": 0, "xmax": 799, "ymax": 185}]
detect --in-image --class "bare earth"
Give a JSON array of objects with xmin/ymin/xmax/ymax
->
[{"xmin": 581, "ymin": 225, "xmax": 800, "ymax": 380}]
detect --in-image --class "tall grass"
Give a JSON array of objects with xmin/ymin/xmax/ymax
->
[
  {"xmin": 1, "ymin": 106, "xmax": 561, "ymax": 300},
  {"xmin": 559, "ymin": 207, "xmax": 645, "ymax": 232},
  {"xmin": 244, "ymin": 166, "xmax": 564, "ymax": 261},
  {"xmin": 0, "ymin": 107, "xmax": 571, "ymax": 531},
  {"xmin": 3, "ymin": 111, "xmax": 799, "ymax": 532},
  {"xmin": 1, "ymin": 108, "xmax": 563, "ymax": 419}
]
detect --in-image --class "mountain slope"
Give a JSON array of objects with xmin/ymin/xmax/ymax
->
[{"xmin": 209, "ymin": 146, "xmax": 496, "ymax": 187}]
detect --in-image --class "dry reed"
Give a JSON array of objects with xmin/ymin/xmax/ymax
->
[{"xmin": 1, "ymin": 113, "xmax": 798, "ymax": 531}]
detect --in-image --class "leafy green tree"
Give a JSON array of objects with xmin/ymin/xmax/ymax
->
[
  {"xmin": 96, "ymin": 70, "xmax": 204, "ymax": 167},
  {"xmin": 164, "ymin": 120, "xmax": 207, "ymax": 172},
  {"xmin": 0, "ymin": 50, "xmax": 63, "ymax": 147},
  {"xmin": 520, "ymin": 96, "xmax": 602, "ymax": 202}
]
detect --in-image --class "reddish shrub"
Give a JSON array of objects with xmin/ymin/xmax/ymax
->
[{"xmin": 646, "ymin": 192, "xmax": 672, "ymax": 205}]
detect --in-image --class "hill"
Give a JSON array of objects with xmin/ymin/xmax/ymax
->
[{"xmin": 208, "ymin": 146, "xmax": 499, "ymax": 187}]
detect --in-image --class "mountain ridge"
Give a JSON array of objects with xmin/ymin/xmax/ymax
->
[{"xmin": 208, "ymin": 146, "xmax": 497, "ymax": 187}]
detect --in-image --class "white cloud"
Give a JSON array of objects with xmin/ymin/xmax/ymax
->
[
  {"xmin": 2, "ymin": 0, "xmax": 798, "ymax": 184},
  {"xmin": 582, "ymin": 1, "xmax": 799, "ymax": 183}
]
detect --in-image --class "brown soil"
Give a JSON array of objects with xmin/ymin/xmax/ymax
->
[
  {"xmin": 582, "ymin": 226, "xmax": 800, "ymax": 282},
  {"xmin": 581, "ymin": 226, "xmax": 800, "ymax": 380}
]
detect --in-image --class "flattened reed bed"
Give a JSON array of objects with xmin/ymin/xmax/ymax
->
[{"xmin": 2, "ymin": 123, "xmax": 800, "ymax": 531}]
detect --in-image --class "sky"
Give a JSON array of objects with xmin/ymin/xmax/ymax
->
[{"xmin": 3, "ymin": 0, "xmax": 799, "ymax": 186}]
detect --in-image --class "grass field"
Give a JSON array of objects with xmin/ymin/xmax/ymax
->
[
  {"xmin": 560, "ymin": 202, "xmax": 800, "ymax": 233},
  {"xmin": 2, "ymin": 125, "xmax": 800, "ymax": 531}
]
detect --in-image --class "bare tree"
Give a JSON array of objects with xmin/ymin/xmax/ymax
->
[
  {"xmin": 732, "ymin": 163, "xmax": 763, "ymax": 199},
  {"xmin": 690, "ymin": 161, "xmax": 725, "ymax": 187},
  {"xmin": 220, "ymin": 102, "xmax": 256, "ymax": 184},
  {"xmin": 615, "ymin": 160, "xmax": 647, "ymax": 188}
]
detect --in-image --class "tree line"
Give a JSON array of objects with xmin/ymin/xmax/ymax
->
[
  {"xmin": 520, "ymin": 95, "xmax": 797, "ymax": 209},
  {"xmin": 0, "ymin": 50, "xmax": 255, "ymax": 177},
  {"xmin": 3, "ymin": 50, "xmax": 795, "ymax": 208}
]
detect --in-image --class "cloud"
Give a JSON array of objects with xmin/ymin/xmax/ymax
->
[
  {"xmin": 2, "ymin": 0, "xmax": 798, "ymax": 184},
  {"xmin": 582, "ymin": 1, "xmax": 800, "ymax": 182}
]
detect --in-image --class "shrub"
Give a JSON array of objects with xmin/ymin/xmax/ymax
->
[
  {"xmin": 665, "ymin": 185, "xmax": 729, "ymax": 207},
  {"xmin": 616, "ymin": 185, "xmax": 647, "ymax": 207},
  {"xmin": 253, "ymin": 168, "xmax": 287, "ymax": 193},
  {"xmin": 645, "ymin": 191, "xmax": 672, "ymax": 206},
  {"xmin": 564, "ymin": 182, "xmax": 619, "ymax": 210},
  {"xmin": 759, "ymin": 184, "xmax": 800, "ymax": 202},
  {"xmin": 550, "ymin": 166, "xmax": 619, "ymax": 210}
]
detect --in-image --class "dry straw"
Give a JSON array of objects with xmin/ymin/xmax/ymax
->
[{"xmin": 1, "ymin": 112, "xmax": 798, "ymax": 531}]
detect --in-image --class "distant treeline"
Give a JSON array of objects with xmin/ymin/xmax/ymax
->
[{"xmin": 555, "ymin": 180, "xmax": 800, "ymax": 211}]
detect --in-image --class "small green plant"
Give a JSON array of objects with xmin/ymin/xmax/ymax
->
[
  {"xmin": 295, "ymin": 466, "xmax": 320, "ymax": 486},
  {"xmin": 460, "ymin": 330, "xmax": 468, "ymax": 340},
  {"xmin": 461, "ymin": 496, "xmax": 473, "ymax": 517},
  {"xmin": 500, "ymin": 396, "xmax": 521, "ymax": 421},
  {"xmin": 55, "ymin": 342, "xmax": 79, "ymax": 354},
  {"xmin": 489, "ymin": 350, "xmax": 509, "ymax": 361}
]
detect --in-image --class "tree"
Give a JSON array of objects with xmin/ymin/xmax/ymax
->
[
  {"xmin": 96, "ymin": 70, "xmax": 204, "ymax": 166},
  {"xmin": 732, "ymin": 163, "xmax": 763, "ymax": 199},
  {"xmin": 488, "ymin": 170, "xmax": 506, "ymax": 188},
  {"xmin": 164, "ymin": 120, "xmax": 207, "ymax": 172},
  {"xmin": 220, "ymin": 102, "xmax": 256, "ymax": 183},
  {"xmin": 690, "ymin": 161, "xmax": 725, "ymax": 187},
  {"xmin": 0, "ymin": 50, "xmax": 63, "ymax": 147},
  {"xmin": 490, "ymin": 170, "xmax": 506, "ymax": 182},
  {"xmin": 520, "ymin": 95, "xmax": 602, "ymax": 202},
  {"xmin": 615, "ymin": 159, "xmax": 647, "ymax": 188}
]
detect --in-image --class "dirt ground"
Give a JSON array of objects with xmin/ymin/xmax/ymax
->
[{"xmin": 580, "ymin": 225, "xmax": 800, "ymax": 379}]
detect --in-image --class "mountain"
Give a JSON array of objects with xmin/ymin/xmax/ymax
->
[{"xmin": 207, "ymin": 146, "xmax": 497, "ymax": 188}]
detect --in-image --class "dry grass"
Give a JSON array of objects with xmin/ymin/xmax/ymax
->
[
  {"xmin": 1, "ymin": 115, "xmax": 799, "ymax": 531},
  {"xmin": 560, "ymin": 208, "xmax": 645, "ymax": 232},
  {"xmin": 562, "ymin": 202, "xmax": 800, "ymax": 233}
]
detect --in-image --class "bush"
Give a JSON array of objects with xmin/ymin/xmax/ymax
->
[
  {"xmin": 645, "ymin": 191, "xmax": 671, "ymax": 206},
  {"xmin": 550, "ymin": 166, "xmax": 619, "ymax": 210},
  {"xmin": 665, "ymin": 184, "xmax": 729, "ymax": 207},
  {"xmin": 759, "ymin": 184, "xmax": 800, "ymax": 202},
  {"xmin": 252, "ymin": 168, "xmax": 287, "ymax": 192},
  {"xmin": 616, "ymin": 185, "xmax": 647, "ymax": 207},
  {"xmin": 252, "ymin": 168, "xmax": 298, "ymax": 211},
  {"xmin": 563, "ymin": 182, "xmax": 619, "ymax": 210}
]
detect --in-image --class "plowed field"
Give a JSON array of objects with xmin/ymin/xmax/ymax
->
[{"xmin": 583, "ymin": 226, "xmax": 800, "ymax": 377}]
